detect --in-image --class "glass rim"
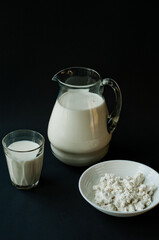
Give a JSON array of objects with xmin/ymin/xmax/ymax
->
[
  {"xmin": 2, "ymin": 129, "xmax": 45, "ymax": 153},
  {"xmin": 52, "ymin": 66, "xmax": 102, "ymax": 88}
]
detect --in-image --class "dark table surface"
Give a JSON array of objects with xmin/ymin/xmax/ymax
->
[{"xmin": 0, "ymin": 2, "xmax": 159, "ymax": 240}]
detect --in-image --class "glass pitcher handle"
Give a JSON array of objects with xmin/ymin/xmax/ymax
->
[{"xmin": 102, "ymin": 78, "xmax": 122, "ymax": 133}]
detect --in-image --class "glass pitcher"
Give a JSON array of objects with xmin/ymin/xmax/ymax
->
[{"xmin": 48, "ymin": 67, "xmax": 122, "ymax": 166}]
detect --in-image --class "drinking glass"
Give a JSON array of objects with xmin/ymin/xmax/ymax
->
[{"xmin": 2, "ymin": 129, "xmax": 45, "ymax": 189}]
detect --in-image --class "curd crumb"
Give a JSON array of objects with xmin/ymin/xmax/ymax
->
[{"xmin": 93, "ymin": 172, "xmax": 155, "ymax": 212}]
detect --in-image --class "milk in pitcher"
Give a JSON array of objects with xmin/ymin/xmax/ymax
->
[{"xmin": 48, "ymin": 90, "xmax": 111, "ymax": 166}]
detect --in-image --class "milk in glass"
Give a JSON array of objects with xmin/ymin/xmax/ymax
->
[{"xmin": 6, "ymin": 140, "xmax": 43, "ymax": 187}]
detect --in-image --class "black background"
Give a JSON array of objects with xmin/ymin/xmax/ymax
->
[{"xmin": 0, "ymin": 2, "xmax": 159, "ymax": 240}]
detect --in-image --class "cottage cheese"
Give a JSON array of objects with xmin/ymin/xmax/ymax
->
[{"xmin": 93, "ymin": 172, "xmax": 155, "ymax": 212}]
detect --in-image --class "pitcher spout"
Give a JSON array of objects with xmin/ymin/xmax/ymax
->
[
  {"xmin": 52, "ymin": 68, "xmax": 68, "ymax": 83},
  {"xmin": 52, "ymin": 74, "xmax": 58, "ymax": 82}
]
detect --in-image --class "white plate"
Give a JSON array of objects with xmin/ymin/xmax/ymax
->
[{"xmin": 78, "ymin": 160, "xmax": 159, "ymax": 217}]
